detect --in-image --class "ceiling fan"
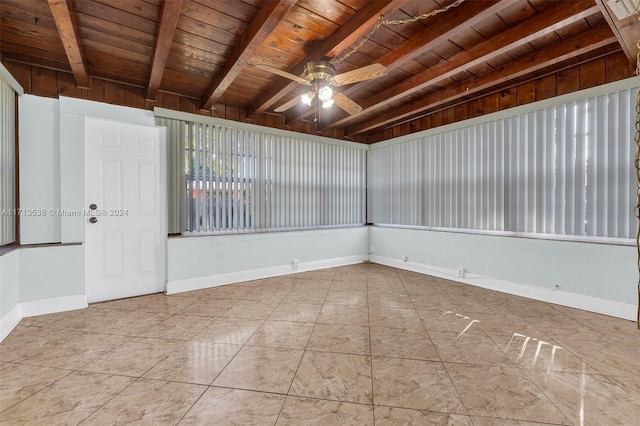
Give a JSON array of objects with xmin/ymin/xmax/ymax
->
[{"xmin": 252, "ymin": 60, "xmax": 387, "ymax": 116}]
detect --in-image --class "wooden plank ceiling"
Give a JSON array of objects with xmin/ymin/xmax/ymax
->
[{"xmin": 1, "ymin": 0, "xmax": 638, "ymax": 142}]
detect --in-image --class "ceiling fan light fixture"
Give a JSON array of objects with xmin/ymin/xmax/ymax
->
[
  {"xmin": 318, "ymin": 86, "xmax": 333, "ymax": 102},
  {"xmin": 301, "ymin": 93, "xmax": 313, "ymax": 106},
  {"xmin": 322, "ymin": 98, "xmax": 334, "ymax": 109},
  {"xmin": 256, "ymin": 60, "xmax": 382, "ymax": 116}
]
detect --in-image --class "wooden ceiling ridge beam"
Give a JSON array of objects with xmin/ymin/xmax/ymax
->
[
  {"xmin": 200, "ymin": 0, "xmax": 299, "ymax": 111},
  {"xmin": 346, "ymin": 24, "xmax": 618, "ymax": 135},
  {"xmin": 146, "ymin": 0, "xmax": 184, "ymax": 101},
  {"xmin": 246, "ymin": 0, "xmax": 408, "ymax": 117},
  {"xmin": 47, "ymin": 0, "xmax": 90, "ymax": 88},
  {"xmin": 371, "ymin": 0, "xmax": 512, "ymax": 71},
  {"xmin": 285, "ymin": 0, "xmax": 514, "ymax": 125},
  {"xmin": 322, "ymin": 1, "xmax": 600, "ymax": 130},
  {"xmin": 594, "ymin": 0, "xmax": 640, "ymax": 63}
]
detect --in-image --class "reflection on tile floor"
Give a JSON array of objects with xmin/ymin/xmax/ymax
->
[{"xmin": 1, "ymin": 264, "xmax": 639, "ymax": 425}]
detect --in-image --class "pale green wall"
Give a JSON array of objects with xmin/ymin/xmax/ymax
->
[
  {"xmin": 18, "ymin": 95, "xmax": 61, "ymax": 244},
  {"xmin": 168, "ymin": 227, "xmax": 368, "ymax": 282},
  {"xmin": 370, "ymin": 227, "xmax": 636, "ymax": 304},
  {"xmin": 18, "ymin": 245, "xmax": 84, "ymax": 302},
  {"xmin": 0, "ymin": 250, "xmax": 19, "ymax": 317},
  {"xmin": 18, "ymin": 96, "xmax": 158, "ymax": 245},
  {"xmin": 59, "ymin": 112, "xmax": 85, "ymax": 243},
  {"xmin": 2, "ymin": 92, "xmax": 637, "ymax": 323},
  {"xmin": 0, "ymin": 96, "xmax": 159, "ymax": 319},
  {"xmin": 0, "ymin": 246, "xmax": 83, "ymax": 318}
]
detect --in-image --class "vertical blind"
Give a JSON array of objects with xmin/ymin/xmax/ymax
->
[
  {"xmin": 0, "ymin": 75, "xmax": 16, "ymax": 246},
  {"xmin": 368, "ymin": 85, "xmax": 638, "ymax": 241},
  {"xmin": 157, "ymin": 116, "xmax": 366, "ymax": 234}
]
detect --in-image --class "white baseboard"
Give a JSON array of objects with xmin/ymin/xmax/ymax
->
[
  {"xmin": 370, "ymin": 255, "xmax": 637, "ymax": 321},
  {"xmin": 0, "ymin": 304, "xmax": 22, "ymax": 343},
  {"xmin": 20, "ymin": 295, "xmax": 88, "ymax": 318},
  {"xmin": 0, "ymin": 295, "xmax": 88, "ymax": 343},
  {"xmin": 167, "ymin": 255, "xmax": 368, "ymax": 294}
]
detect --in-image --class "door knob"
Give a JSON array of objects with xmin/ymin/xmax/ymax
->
[
  {"xmin": 89, "ymin": 217, "xmax": 98, "ymax": 224},
  {"xmin": 89, "ymin": 204, "xmax": 97, "ymax": 210}
]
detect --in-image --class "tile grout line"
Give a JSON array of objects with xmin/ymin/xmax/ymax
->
[
  {"xmin": 174, "ymin": 277, "xmax": 274, "ymax": 425},
  {"xmin": 367, "ymin": 266, "xmax": 377, "ymax": 425},
  {"xmin": 277, "ymin": 270, "xmax": 336, "ymax": 424},
  {"xmin": 399, "ymin": 270, "xmax": 473, "ymax": 419},
  {"xmin": 3, "ymin": 265, "xmax": 638, "ymax": 424},
  {"xmin": 73, "ymin": 308, "xmax": 200, "ymax": 424}
]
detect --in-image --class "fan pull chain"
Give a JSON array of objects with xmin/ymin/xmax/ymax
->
[{"xmin": 331, "ymin": 0, "xmax": 467, "ymax": 65}]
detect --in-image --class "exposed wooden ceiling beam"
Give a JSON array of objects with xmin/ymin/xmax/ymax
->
[
  {"xmin": 286, "ymin": 0, "xmax": 513, "ymax": 124},
  {"xmin": 594, "ymin": 0, "xmax": 640, "ymax": 64},
  {"xmin": 47, "ymin": 0, "xmax": 90, "ymax": 88},
  {"xmin": 246, "ymin": 0, "xmax": 408, "ymax": 117},
  {"xmin": 200, "ymin": 0, "xmax": 298, "ymax": 111},
  {"xmin": 374, "ymin": 0, "xmax": 509, "ymax": 71},
  {"xmin": 146, "ymin": 0, "xmax": 183, "ymax": 101},
  {"xmin": 323, "ymin": 1, "xmax": 600, "ymax": 130},
  {"xmin": 346, "ymin": 25, "xmax": 618, "ymax": 135}
]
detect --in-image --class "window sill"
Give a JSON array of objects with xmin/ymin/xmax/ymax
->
[
  {"xmin": 0, "ymin": 242, "xmax": 84, "ymax": 257},
  {"xmin": 371, "ymin": 224, "xmax": 635, "ymax": 247},
  {"xmin": 172, "ymin": 224, "xmax": 366, "ymax": 238},
  {"xmin": 0, "ymin": 243, "xmax": 19, "ymax": 257}
]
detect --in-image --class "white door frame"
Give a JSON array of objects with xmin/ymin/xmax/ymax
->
[{"xmin": 84, "ymin": 117, "xmax": 167, "ymax": 302}]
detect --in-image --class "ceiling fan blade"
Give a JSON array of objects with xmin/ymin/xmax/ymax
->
[
  {"xmin": 333, "ymin": 63, "xmax": 387, "ymax": 86},
  {"xmin": 333, "ymin": 92, "xmax": 363, "ymax": 115},
  {"xmin": 252, "ymin": 63, "xmax": 310, "ymax": 85},
  {"xmin": 274, "ymin": 96, "xmax": 304, "ymax": 113}
]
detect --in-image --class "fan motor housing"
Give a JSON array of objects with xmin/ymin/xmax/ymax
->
[{"xmin": 304, "ymin": 61, "xmax": 336, "ymax": 83}]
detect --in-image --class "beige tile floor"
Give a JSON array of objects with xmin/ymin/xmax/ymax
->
[{"xmin": 1, "ymin": 263, "xmax": 639, "ymax": 425}]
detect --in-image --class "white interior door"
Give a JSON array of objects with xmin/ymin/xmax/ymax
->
[{"xmin": 85, "ymin": 117, "xmax": 166, "ymax": 303}]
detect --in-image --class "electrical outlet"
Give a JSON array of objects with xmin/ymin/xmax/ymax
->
[
  {"xmin": 292, "ymin": 259, "xmax": 299, "ymax": 269},
  {"xmin": 457, "ymin": 268, "xmax": 465, "ymax": 278}
]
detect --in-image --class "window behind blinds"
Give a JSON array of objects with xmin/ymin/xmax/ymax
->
[
  {"xmin": 157, "ymin": 115, "xmax": 367, "ymax": 234},
  {"xmin": 0, "ymin": 76, "xmax": 16, "ymax": 246},
  {"xmin": 368, "ymin": 84, "xmax": 638, "ymax": 242}
]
